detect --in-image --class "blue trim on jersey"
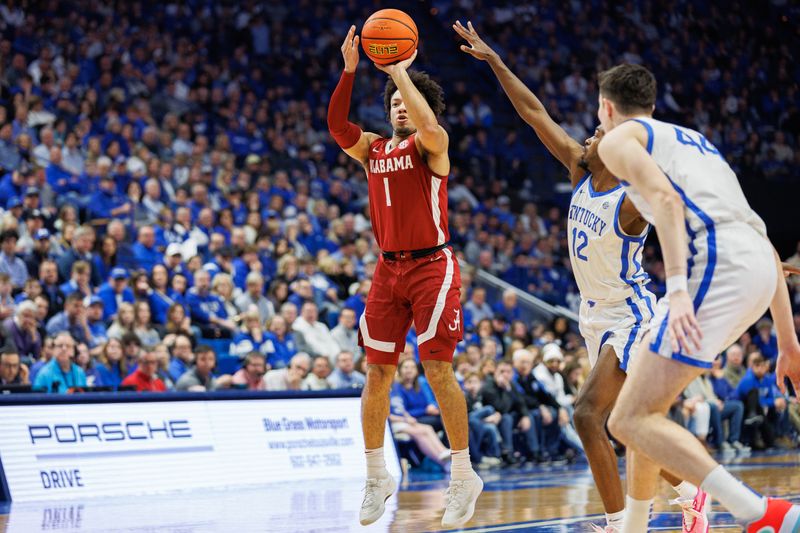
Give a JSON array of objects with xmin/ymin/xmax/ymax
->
[
  {"xmin": 572, "ymin": 172, "xmax": 591, "ymax": 200},
  {"xmin": 649, "ymin": 310, "xmax": 670, "ymax": 353},
  {"xmin": 622, "ymin": 297, "xmax": 643, "ymax": 371},
  {"xmin": 587, "ymin": 176, "xmax": 621, "ymax": 198},
  {"xmin": 668, "ymin": 178, "xmax": 717, "ymax": 311},
  {"xmin": 630, "ymin": 118, "xmax": 654, "ymax": 154},
  {"xmin": 599, "ymin": 330, "xmax": 613, "ymax": 358},
  {"xmin": 670, "ymin": 352, "xmax": 713, "ymax": 369},
  {"xmin": 632, "ymin": 283, "xmax": 654, "ymax": 317},
  {"xmin": 686, "ymin": 221, "xmax": 698, "ymax": 282},
  {"xmin": 612, "ymin": 193, "xmax": 647, "ymax": 242}
]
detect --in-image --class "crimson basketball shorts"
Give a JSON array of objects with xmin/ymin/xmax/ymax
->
[{"xmin": 358, "ymin": 246, "xmax": 463, "ymax": 365}]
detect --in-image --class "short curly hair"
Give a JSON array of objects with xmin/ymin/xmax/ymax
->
[{"xmin": 383, "ymin": 70, "xmax": 446, "ymax": 119}]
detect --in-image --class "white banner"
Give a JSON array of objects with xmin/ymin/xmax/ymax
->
[{"xmin": 0, "ymin": 396, "xmax": 400, "ymax": 502}]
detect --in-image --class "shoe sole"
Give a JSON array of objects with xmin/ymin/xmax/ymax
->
[
  {"xmin": 441, "ymin": 476, "xmax": 484, "ymax": 528},
  {"xmin": 359, "ymin": 479, "xmax": 397, "ymax": 526}
]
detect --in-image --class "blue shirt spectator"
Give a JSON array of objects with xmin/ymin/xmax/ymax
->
[
  {"xmin": 32, "ymin": 333, "xmax": 87, "ymax": 393},
  {"xmin": 97, "ymin": 268, "xmax": 135, "ymax": 321}
]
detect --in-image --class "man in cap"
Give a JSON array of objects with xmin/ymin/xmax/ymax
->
[
  {"xmin": 84, "ymin": 295, "xmax": 108, "ymax": 349},
  {"xmin": 97, "ymin": 267, "xmax": 135, "ymax": 321},
  {"xmin": 24, "ymin": 229, "xmax": 52, "ymax": 279},
  {"xmin": 88, "ymin": 172, "xmax": 131, "ymax": 224}
]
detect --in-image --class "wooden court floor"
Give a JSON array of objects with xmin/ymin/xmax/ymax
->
[{"xmin": 0, "ymin": 450, "xmax": 797, "ymax": 532}]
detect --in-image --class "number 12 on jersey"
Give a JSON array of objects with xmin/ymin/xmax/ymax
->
[
  {"xmin": 383, "ymin": 177, "xmax": 392, "ymax": 207},
  {"xmin": 571, "ymin": 228, "xmax": 588, "ymax": 261}
]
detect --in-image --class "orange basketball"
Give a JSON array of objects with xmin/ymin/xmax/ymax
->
[{"xmin": 361, "ymin": 9, "xmax": 418, "ymax": 65}]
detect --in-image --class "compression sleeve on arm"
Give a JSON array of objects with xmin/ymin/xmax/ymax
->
[{"xmin": 327, "ymin": 70, "xmax": 363, "ymax": 149}]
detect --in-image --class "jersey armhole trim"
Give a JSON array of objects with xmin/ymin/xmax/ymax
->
[
  {"xmin": 613, "ymin": 192, "xmax": 648, "ymax": 241},
  {"xmin": 628, "ymin": 118, "xmax": 654, "ymax": 154}
]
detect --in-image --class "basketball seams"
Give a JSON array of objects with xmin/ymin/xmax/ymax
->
[
  {"xmin": 362, "ymin": 9, "xmax": 418, "ymax": 63},
  {"xmin": 363, "ymin": 17, "xmax": 418, "ymax": 43}
]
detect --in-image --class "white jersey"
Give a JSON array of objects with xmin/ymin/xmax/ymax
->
[
  {"xmin": 567, "ymin": 174, "xmax": 652, "ymax": 304},
  {"xmin": 622, "ymin": 117, "xmax": 776, "ymax": 367},
  {"xmin": 619, "ymin": 117, "xmax": 768, "ymax": 238}
]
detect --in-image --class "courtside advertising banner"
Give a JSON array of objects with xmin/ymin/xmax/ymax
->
[{"xmin": 0, "ymin": 396, "xmax": 400, "ymax": 501}]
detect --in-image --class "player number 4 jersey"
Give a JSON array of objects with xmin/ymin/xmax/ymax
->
[{"xmin": 366, "ymin": 134, "xmax": 449, "ymax": 251}]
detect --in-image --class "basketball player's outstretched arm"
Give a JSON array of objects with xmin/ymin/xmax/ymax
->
[
  {"xmin": 771, "ymin": 250, "xmax": 800, "ymax": 394},
  {"xmin": 453, "ymin": 20, "xmax": 583, "ymax": 183},
  {"xmin": 598, "ymin": 121, "xmax": 702, "ymax": 354},
  {"xmin": 375, "ymin": 53, "xmax": 450, "ymax": 165},
  {"xmin": 328, "ymin": 25, "xmax": 380, "ymax": 166}
]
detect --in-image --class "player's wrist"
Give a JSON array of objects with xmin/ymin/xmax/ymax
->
[{"xmin": 666, "ymin": 274, "xmax": 688, "ymax": 295}]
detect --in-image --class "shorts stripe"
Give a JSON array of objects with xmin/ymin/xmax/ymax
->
[
  {"xmin": 649, "ymin": 310, "xmax": 670, "ymax": 353},
  {"xmin": 359, "ymin": 313, "xmax": 396, "ymax": 353},
  {"xmin": 417, "ymin": 248, "xmax": 454, "ymax": 345},
  {"xmin": 430, "ymin": 176, "xmax": 446, "ymax": 246},
  {"xmin": 622, "ymin": 297, "xmax": 643, "ymax": 371}
]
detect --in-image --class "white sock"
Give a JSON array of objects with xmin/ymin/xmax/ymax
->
[
  {"xmin": 622, "ymin": 496, "xmax": 652, "ymax": 533},
  {"xmin": 672, "ymin": 480, "xmax": 699, "ymax": 500},
  {"xmin": 606, "ymin": 509, "xmax": 625, "ymax": 529},
  {"xmin": 365, "ymin": 447, "xmax": 388, "ymax": 479},
  {"xmin": 700, "ymin": 465, "xmax": 765, "ymax": 523},
  {"xmin": 450, "ymin": 448, "xmax": 474, "ymax": 481}
]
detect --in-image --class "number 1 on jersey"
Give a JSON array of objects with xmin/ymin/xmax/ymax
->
[{"xmin": 383, "ymin": 177, "xmax": 392, "ymax": 207}]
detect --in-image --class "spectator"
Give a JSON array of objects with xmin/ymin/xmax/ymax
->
[
  {"xmin": 38, "ymin": 260, "xmax": 63, "ymax": 319},
  {"xmin": 24, "ymin": 229, "xmax": 54, "ymax": 279},
  {"xmin": 234, "ymin": 272, "xmax": 275, "ymax": 323},
  {"xmin": 736, "ymin": 354, "xmax": 785, "ymax": 449},
  {"xmin": 724, "ymin": 344, "xmax": 747, "ymax": 388},
  {"xmin": 264, "ymin": 352, "xmax": 311, "ymax": 391},
  {"xmin": 709, "ymin": 357, "xmax": 751, "ymax": 452},
  {"xmin": 148, "ymin": 264, "xmax": 173, "ymax": 325},
  {"xmin": 95, "ymin": 338, "xmax": 129, "ymax": 389},
  {"xmin": 175, "ymin": 345, "xmax": 232, "ymax": 392},
  {"xmin": 328, "ymin": 350, "xmax": 366, "ymax": 389},
  {"xmin": 97, "ymin": 268, "xmax": 135, "ymax": 321},
  {"xmin": 121, "ymin": 350, "xmax": 167, "ymax": 392},
  {"xmin": 186, "ymin": 269, "xmax": 235, "ymax": 338},
  {"xmin": 230, "ymin": 309, "xmax": 270, "ymax": 358},
  {"xmin": 463, "ymin": 371, "xmax": 503, "ymax": 468},
  {"xmin": 59, "ymin": 260, "xmax": 92, "ymax": 299},
  {"xmin": 153, "ymin": 344, "xmax": 176, "ymax": 390},
  {"xmin": 292, "ymin": 302, "xmax": 339, "ymax": 362},
  {"xmin": 303, "ymin": 355, "xmax": 332, "ymax": 391},
  {"xmin": 492, "ymin": 289, "xmax": 521, "ymax": 323},
  {"xmin": 3, "ymin": 300, "xmax": 41, "ymax": 362},
  {"xmin": 211, "ymin": 273, "xmax": 239, "ymax": 321},
  {"xmin": 481, "ymin": 359, "xmax": 541, "ymax": 463},
  {"xmin": 330, "ymin": 307, "xmax": 359, "ymax": 356},
  {"xmin": 56, "ymin": 225, "xmax": 95, "ymax": 282},
  {"xmin": 533, "ymin": 344, "xmax": 574, "ymax": 408},
  {"xmin": 464, "ymin": 287, "xmax": 494, "ymax": 330},
  {"xmin": 107, "ymin": 302, "xmax": 135, "ymax": 340},
  {"xmin": 752, "ymin": 318, "xmax": 778, "ymax": 364},
  {"xmin": 0, "ymin": 230, "xmax": 27, "ymax": 288},
  {"xmin": 84, "ymin": 295, "xmax": 108, "ymax": 349},
  {"xmin": 0, "ymin": 351, "xmax": 29, "ymax": 385},
  {"xmin": 231, "ymin": 351, "xmax": 268, "ymax": 391},
  {"xmin": 45, "ymin": 292, "xmax": 94, "ymax": 346},
  {"xmin": 167, "ymin": 334, "xmax": 195, "ymax": 383},
  {"xmin": 32, "ymin": 332, "xmax": 86, "ymax": 393},
  {"xmin": 132, "ymin": 301, "xmax": 160, "ymax": 348}
]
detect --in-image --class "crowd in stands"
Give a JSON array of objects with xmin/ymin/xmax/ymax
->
[{"xmin": 0, "ymin": 0, "xmax": 798, "ymax": 472}]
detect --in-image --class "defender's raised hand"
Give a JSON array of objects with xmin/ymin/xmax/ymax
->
[
  {"xmin": 341, "ymin": 25, "xmax": 360, "ymax": 73},
  {"xmin": 453, "ymin": 20, "xmax": 498, "ymax": 62}
]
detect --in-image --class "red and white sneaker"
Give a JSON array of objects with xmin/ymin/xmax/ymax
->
[
  {"xmin": 670, "ymin": 488, "xmax": 710, "ymax": 533},
  {"xmin": 745, "ymin": 498, "xmax": 800, "ymax": 533},
  {"xmin": 590, "ymin": 524, "xmax": 620, "ymax": 532}
]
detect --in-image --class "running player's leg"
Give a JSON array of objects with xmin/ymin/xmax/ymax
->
[
  {"xmin": 609, "ymin": 347, "xmax": 766, "ymax": 528},
  {"xmin": 574, "ymin": 345, "xmax": 627, "ymax": 515}
]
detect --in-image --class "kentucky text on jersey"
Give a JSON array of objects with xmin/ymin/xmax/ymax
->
[
  {"xmin": 568, "ymin": 204, "xmax": 608, "ymax": 236},
  {"xmin": 369, "ymin": 154, "xmax": 413, "ymax": 174}
]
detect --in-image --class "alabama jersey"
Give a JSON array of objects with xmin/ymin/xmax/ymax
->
[
  {"xmin": 568, "ymin": 174, "xmax": 656, "ymax": 369},
  {"xmin": 366, "ymin": 134, "xmax": 449, "ymax": 251},
  {"xmin": 622, "ymin": 117, "xmax": 776, "ymax": 366}
]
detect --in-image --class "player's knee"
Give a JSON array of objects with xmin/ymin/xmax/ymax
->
[
  {"xmin": 420, "ymin": 359, "xmax": 452, "ymax": 388},
  {"xmin": 607, "ymin": 405, "xmax": 635, "ymax": 444},
  {"xmin": 573, "ymin": 398, "xmax": 602, "ymax": 435},
  {"xmin": 366, "ymin": 364, "xmax": 396, "ymax": 389}
]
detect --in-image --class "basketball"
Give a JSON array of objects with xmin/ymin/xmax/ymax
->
[{"xmin": 361, "ymin": 9, "xmax": 418, "ymax": 65}]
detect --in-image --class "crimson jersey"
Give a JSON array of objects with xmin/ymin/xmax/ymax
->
[{"xmin": 366, "ymin": 134, "xmax": 449, "ymax": 251}]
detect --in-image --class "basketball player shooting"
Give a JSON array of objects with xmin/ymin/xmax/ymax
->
[
  {"xmin": 327, "ymin": 25, "xmax": 483, "ymax": 528},
  {"xmin": 454, "ymin": 21, "xmax": 708, "ymax": 533}
]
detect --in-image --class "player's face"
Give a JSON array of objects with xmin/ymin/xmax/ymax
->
[
  {"xmin": 579, "ymin": 126, "xmax": 606, "ymax": 172},
  {"xmin": 389, "ymin": 90, "xmax": 416, "ymax": 137}
]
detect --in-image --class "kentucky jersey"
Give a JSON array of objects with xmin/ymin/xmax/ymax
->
[
  {"xmin": 620, "ymin": 117, "xmax": 768, "ymax": 238},
  {"xmin": 568, "ymin": 174, "xmax": 651, "ymax": 303},
  {"xmin": 366, "ymin": 134, "xmax": 449, "ymax": 251},
  {"xmin": 622, "ymin": 117, "xmax": 776, "ymax": 366}
]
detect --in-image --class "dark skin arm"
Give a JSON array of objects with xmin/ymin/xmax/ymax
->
[{"xmin": 454, "ymin": 20, "xmax": 647, "ymax": 236}]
